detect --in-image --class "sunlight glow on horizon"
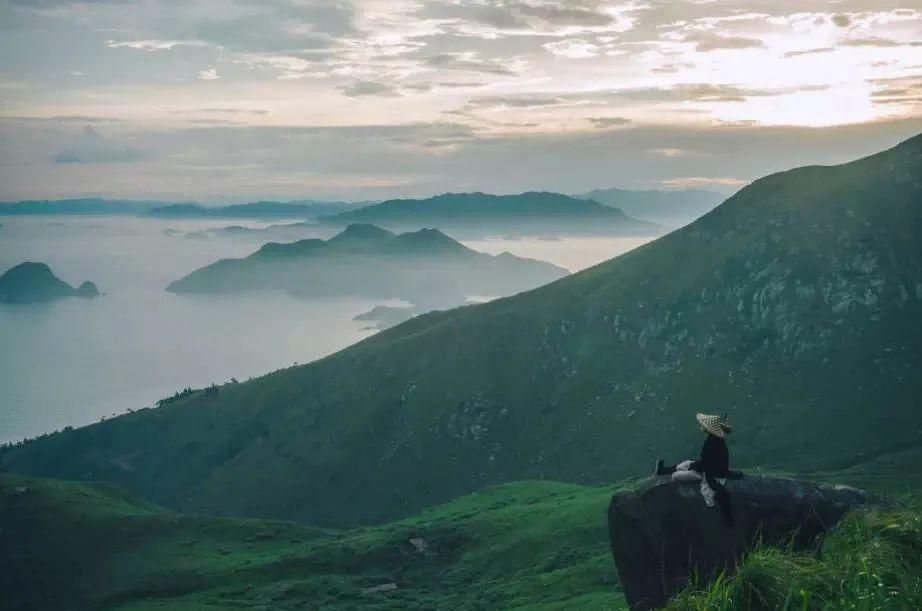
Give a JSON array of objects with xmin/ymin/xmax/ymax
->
[{"xmin": 0, "ymin": 1, "xmax": 919, "ymax": 200}]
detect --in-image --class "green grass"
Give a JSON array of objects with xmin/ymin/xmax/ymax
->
[
  {"xmin": 667, "ymin": 508, "xmax": 922, "ymax": 610},
  {"xmin": 0, "ymin": 473, "xmax": 628, "ymax": 611},
  {"xmin": 4, "ymin": 465, "xmax": 922, "ymax": 610}
]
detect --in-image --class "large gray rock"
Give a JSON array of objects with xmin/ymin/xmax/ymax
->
[{"xmin": 608, "ymin": 475, "xmax": 870, "ymax": 610}]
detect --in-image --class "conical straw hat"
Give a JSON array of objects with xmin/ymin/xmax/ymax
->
[{"xmin": 696, "ymin": 413, "xmax": 732, "ymax": 438}]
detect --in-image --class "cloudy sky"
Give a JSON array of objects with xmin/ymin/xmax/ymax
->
[{"xmin": 1, "ymin": 0, "xmax": 920, "ymax": 202}]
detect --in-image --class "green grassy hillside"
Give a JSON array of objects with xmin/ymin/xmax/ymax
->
[
  {"xmin": 4, "ymin": 464, "xmax": 920, "ymax": 611},
  {"xmin": 5, "ymin": 134, "xmax": 922, "ymax": 527},
  {"xmin": 0, "ymin": 473, "xmax": 626, "ymax": 611}
]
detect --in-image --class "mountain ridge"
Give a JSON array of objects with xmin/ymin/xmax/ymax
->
[
  {"xmin": 5, "ymin": 134, "xmax": 921, "ymax": 527},
  {"xmin": 166, "ymin": 224, "xmax": 566, "ymax": 305},
  {"xmin": 321, "ymin": 191, "xmax": 660, "ymax": 236},
  {"xmin": 149, "ymin": 200, "xmax": 363, "ymax": 219}
]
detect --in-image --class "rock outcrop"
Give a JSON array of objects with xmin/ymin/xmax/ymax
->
[{"xmin": 608, "ymin": 475, "xmax": 870, "ymax": 610}]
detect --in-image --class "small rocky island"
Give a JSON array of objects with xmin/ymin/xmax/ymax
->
[
  {"xmin": 167, "ymin": 223, "xmax": 569, "ymax": 305},
  {"xmin": 0, "ymin": 262, "xmax": 100, "ymax": 304}
]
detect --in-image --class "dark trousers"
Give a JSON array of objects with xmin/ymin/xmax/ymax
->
[{"xmin": 660, "ymin": 463, "xmax": 737, "ymax": 526}]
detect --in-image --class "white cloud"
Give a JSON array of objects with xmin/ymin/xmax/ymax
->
[
  {"xmin": 1, "ymin": 0, "xmax": 920, "ymax": 199},
  {"xmin": 649, "ymin": 147, "xmax": 685, "ymax": 157},
  {"xmin": 543, "ymin": 38, "xmax": 600, "ymax": 58},
  {"xmin": 107, "ymin": 39, "xmax": 206, "ymax": 52},
  {"xmin": 660, "ymin": 176, "xmax": 748, "ymax": 188}
]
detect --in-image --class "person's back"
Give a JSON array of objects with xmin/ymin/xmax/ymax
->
[
  {"xmin": 699, "ymin": 433, "xmax": 729, "ymax": 478},
  {"xmin": 655, "ymin": 413, "xmax": 737, "ymax": 526}
]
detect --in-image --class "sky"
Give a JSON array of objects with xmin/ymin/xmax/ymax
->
[{"xmin": 1, "ymin": 0, "xmax": 920, "ymax": 202}]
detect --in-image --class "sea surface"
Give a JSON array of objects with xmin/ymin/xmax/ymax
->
[{"xmin": 0, "ymin": 216, "xmax": 655, "ymax": 442}]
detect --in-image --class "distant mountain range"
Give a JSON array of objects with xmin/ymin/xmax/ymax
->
[
  {"xmin": 9, "ymin": 134, "xmax": 920, "ymax": 527},
  {"xmin": 167, "ymin": 223, "xmax": 569, "ymax": 306},
  {"xmin": 0, "ymin": 262, "xmax": 99, "ymax": 304},
  {"xmin": 0, "ymin": 198, "xmax": 364, "ymax": 218},
  {"xmin": 574, "ymin": 187, "xmax": 725, "ymax": 226},
  {"xmin": 0, "ymin": 192, "xmax": 703, "ymax": 231},
  {"xmin": 321, "ymin": 192, "xmax": 660, "ymax": 237},
  {"xmin": 0, "ymin": 198, "xmax": 166, "ymax": 216},
  {"xmin": 149, "ymin": 200, "xmax": 365, "ymax": 219}
]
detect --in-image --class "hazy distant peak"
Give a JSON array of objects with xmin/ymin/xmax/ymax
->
[
  {"xmin": 322, "ymin": 191, "xmax": 658, "ymax": 239},
  {"xmin": 329, "ymin": 223, "xmax": 395, "ymax": 243},
  {"xmin": 574, "ymin": 186, "xmax": 725, "ymax": 226},
  {"xmin": 389, "ymin": 227, "xmax": 473, "ymax": 255},
  {"xmin": 254, "ymin": 238, "xmax": 326, "ymax": 258}
]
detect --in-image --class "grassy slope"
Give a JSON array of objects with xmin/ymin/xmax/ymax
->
[
  {"xmin": 4, "ymin": 134, "xmax": 921, "ymax": 528},
  {"xmin": 0, "ymin": 473, "xmax": 629, "ymax": 611},
  {"xmin": 667, "ymin": 508, "xmax": 922, "ymax": 610},
  {"xmin": 4, "ymin": 456, "xmax": 921, "ymax": 611}
]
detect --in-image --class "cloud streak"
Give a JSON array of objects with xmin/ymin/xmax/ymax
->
[{"xmin": 0, "ymin": 0, "xmax": 920, "ymax": 199}]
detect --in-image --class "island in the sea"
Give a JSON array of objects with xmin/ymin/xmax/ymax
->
[
  {"xmin": 167, "ymin": 223, "xmax": 569, "ymax": 307},
  {"xmin": 0, "ymin": 262, "xmax": 99, "ymax": 304}
]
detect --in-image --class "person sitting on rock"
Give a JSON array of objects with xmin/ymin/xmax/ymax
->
[{"xmin": 655, "ymin": 413, "xmax": 741, "ymax": 526}]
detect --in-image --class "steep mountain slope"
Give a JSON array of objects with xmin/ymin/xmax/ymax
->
[
  {"xmin": 321, "ymin": 192, "xmax": 659, "ymax": 237},
  {"xmin": 574, "ymin": 188, "xmax": 724, "ymax": 226},
  {"xmin": 166, "ymin": 224, "xmax": 568, "ymax": 306},
  {"xmin": 6, "ymin": 135, "xmax": 922, "ymax": 527},
  {"xmin": 0, "ymin": 262, "xmax": 99, "ymax": 304}
]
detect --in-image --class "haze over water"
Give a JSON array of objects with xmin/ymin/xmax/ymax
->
[{"xmin": 0, "ymin": 216, "xmax": 655, "ymax": 443}]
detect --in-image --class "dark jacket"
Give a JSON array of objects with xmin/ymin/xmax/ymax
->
[{"xmin": 695, "ymin": 433, "xmax": 730, "ymax": 477}]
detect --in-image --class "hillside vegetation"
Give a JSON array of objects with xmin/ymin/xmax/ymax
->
[
  {"xmin": 667, "ymin": 508, "xmax": 922, "ymax": 610},
  {"xmin": 0, "ymin": 473, "xmax": 624, "ymax": 611},
  {"xmin": 4, "ymin": 463, "xmax": 921, "ymax": 610},
  {"xmin": 5, "ymin": 135, "xmax": 922, "ymax": 528}
]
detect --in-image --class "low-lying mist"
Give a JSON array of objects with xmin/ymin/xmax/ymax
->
[{"xmin": 0, "ymin": 216, "xmax": 656, "ymax": 442}]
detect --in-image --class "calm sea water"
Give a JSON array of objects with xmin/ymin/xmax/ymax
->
[{"xmin": 0, "ymin": 216, "xmax": 654, "ymax": 442}]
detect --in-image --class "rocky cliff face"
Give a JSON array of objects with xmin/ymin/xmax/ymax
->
[{"xmin": 608, "ymin": 476, "xmax": 870, "ymax": 610}]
